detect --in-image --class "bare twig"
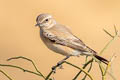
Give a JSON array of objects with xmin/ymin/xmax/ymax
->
[
  {"xmin": 45, "ymin": 70, "xmax": 54, "ymax": 80},
  {"xmin": 0, "ymin": 64, "xmax": 42, "ymax": 77},
  {"xmin": 99, "ymin": 31, "xmax": 118, "ymax": 55},
  {"xmin": 114, "ymin": 25, "xmax": 118, "ymax": 35},
  {"xmin": 65, "ymin": 61, "xmax": 94, "ymax": 80},
  {"xmin": 46, "ymin": 61, "xmax": 94, "ymax": 80},
  {"xmin": 103, "ymin": 29, "xmax": 114, "ymax": 38},
  {"xmin": 103, "ymin": 54, "xmax": 116, "ymax": 78},
  {"xmin": 73, "ymin": 59, "xmax": 94, "ymax": 80},
  {"xmin": 7, "ymin": 56, "xmax": 45, "ymax": 79},
  {"xmin": 0, "ymin": 69, "xmax": 13, "ymax": 80},
  {"xmin": 82, "ymin": 62, "xmax": 93, "ymax": 80},
  {"xmin": 99, "ymin": 54, "xmax": 116, "ymax": 80}
]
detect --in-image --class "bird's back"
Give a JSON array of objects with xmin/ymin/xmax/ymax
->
[{"xmin": 48, "ymin": 24, "xmax": 74, "ymax": 39}]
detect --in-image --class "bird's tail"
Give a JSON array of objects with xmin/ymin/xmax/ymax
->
[{"xmin": 94, "ymin": 54, "xmax": 109, "ymax": 65}]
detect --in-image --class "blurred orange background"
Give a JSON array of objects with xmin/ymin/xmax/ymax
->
[{"xmin": 0, "ymin": 0, "xmax": 120, "ymax": 80}]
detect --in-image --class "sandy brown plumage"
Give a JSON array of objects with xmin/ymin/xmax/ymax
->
[{"xmin": 36, "ymin": 13, "xmax": 109, "ymax": 65}]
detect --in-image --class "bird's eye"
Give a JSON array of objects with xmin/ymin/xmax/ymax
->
[{"xmin": 45, "ymin": 19, "xmax": 49, "ymax": 21}]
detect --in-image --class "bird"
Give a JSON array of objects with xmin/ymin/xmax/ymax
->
[{"xmin": 35, "ymin": 13, "xmax": 109, "ymax": 70}]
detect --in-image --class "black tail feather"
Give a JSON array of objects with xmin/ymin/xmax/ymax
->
[{"xmin": 94, "ymin": 54, "xmax": 109, "ymax": 65}]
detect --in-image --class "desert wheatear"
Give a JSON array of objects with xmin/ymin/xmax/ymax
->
[{"xmin": 35, "ymin": 13, "xmax": 108, "ymax": 70}]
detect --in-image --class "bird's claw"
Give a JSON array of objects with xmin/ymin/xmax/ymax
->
[
  {"xmin": 52, "ymin": 66, "xmax": 56, "ymax": 73},
  {"xmin": 58, "ymin": 65, "xmax": 64, "ymax": 69}
]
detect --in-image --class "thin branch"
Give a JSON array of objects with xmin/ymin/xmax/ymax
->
[
  {"xmin": 99, "ymin": 64, "xmax": 105, "ymax": 80},
  {"xmin": 100, "ymin": 27, "xmax": 118, "ymax": 79},
  {"xmin": 85, "ymin": 56, "xmax": 89, "ymax": 63},
  {"xmin": 46, "ymin": 61, "xmax": 94, "ymax": 80},
  {"xmin": 73, "ymin": 59, "xmax": 94, "ymax": 80},
  {"xmin": 103, "ymin": 29, "xmax": 114, "ymax": 38},
  {"xmin": 93, "ymin": 54, "xmax": 116, "ymax": 80},
  {"xmin": 92, "ymin": 55, "xmax": 110, "ymax": 80},
  {"xmin": 114, "ymin": 25, "xmax": 118, "ymax": 35},
  {"xmin": 100, "ymin": 25, "xmax": 119, "ymax": 55},
  {"xmin": 99, "ymin": 33, "xmax": 118, "ymax": 55},
  {"xmin": 45, "ymin": 70, "xmax": 54, "ymax": 80},
  {"xmin": 82, "ymin": 62, "xmax": 93, "ymax": 80},
  {"xmin": 94, "ymin": 55, "xmax": 116, "ymax": 80},
  {"xmin": 0, "ymin": 69, "xmax": 13, "ymax": 80},
  {"xmin": 92, "ymin": 56, "xmax": 107, "ymax": 80},
  {"xmin": 64, "ymin": 61, "xmax": 94, "ymax": 80},
  {"xmin": 7, "ymin": 56, "xmax": 45, "ymax": 79},
  {"xmin": 99, "ymin": 64, "xmax": 104, "ymax": 76},
  {"xmin": 0, "ymin": 64, "xmax": 43, "ymax": 77},
  {"xmin": 103, "ymin": 54, "xmax": 116, "ymax": 77},
  {"xmin": 103, "ymin": 68, "xmax": 116, "ymax": 80}
]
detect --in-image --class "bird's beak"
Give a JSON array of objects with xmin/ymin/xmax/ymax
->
[{"xmin": 35, "ymin": 23, "xmax": 39, "ymax": 27}]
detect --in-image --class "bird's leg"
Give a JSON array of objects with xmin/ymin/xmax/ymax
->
[
  {"xmin": 52, "ymin": 56, "xmax": 70, "ymax": 73},
  {"xmin": 58, "ymin": 56, "xmax": 70, "ymax": 69}
]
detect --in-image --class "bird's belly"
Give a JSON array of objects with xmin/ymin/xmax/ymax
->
[
  {"xmin": 46, "ymin": 42, "xmax": 72, "ymax": 56},
  {"xmin": 45, "ymin": 41, "xmax": 82, "ymax": 56}
]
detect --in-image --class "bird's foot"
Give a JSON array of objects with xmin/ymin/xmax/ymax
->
[
  {"xmin": 52, "ymin": 66, "xmax": 57, "ymax": 73},
  {"xmin": 52, "ymin": 61, "xmax": 64, "ymax": 73},
  {"xmin": 58, "ymin": 65, "xmax": 64, "ymax": 69},
  {"xmin": 51, "ymin": 56, "xmax": 70, "ymax": 73}
]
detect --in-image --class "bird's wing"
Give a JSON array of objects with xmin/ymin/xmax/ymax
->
[{"xmin": 42, "ymin": 29, "xmax": 95, "ymax": 53}]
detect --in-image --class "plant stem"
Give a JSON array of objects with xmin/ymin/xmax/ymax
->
[
  {"xmin": 7, "ymin": 56, "xmax": 45, "ymax": 79},
  {"xmin": 103, "ymin": 29, "xmax": 114, "ymax": 38},
  {"xmin": 0, "ymin": 64, "xmax": 43, "ymax": 78},
  {"xmin": 73, "ymin": 59, "xmax": 93, "ymax": 80},
  {"xmin": 99, "ymin": 34, "xmax": 118, "ymax": 55},
  {"xmin": 82, "ymin": 62, "xmax": 93, "ymax": 80},
  {"xmin": 114, "ymin": 25, "xmax": 118, "ymax": 35},
  {"xmin": 64, "ymin": 61, "xmax": 94, "ymax": 80},
  {"xmin": 0, "ymin": 69, "xmax": 13, "ymax": 80},
  {"xmin": 45, "ymin": 70, "xmax": 53, "ymax": 80},
  {"xmin": 46, "ymin": 61, "xmax": 94, "ymax": 80}
]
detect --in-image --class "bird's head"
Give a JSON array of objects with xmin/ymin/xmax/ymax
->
[{"xmin": 35, "ymin": 13, "xmax": 56, "ymax": 29}]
